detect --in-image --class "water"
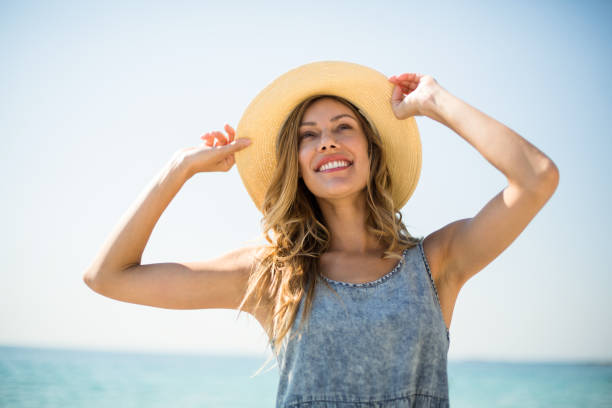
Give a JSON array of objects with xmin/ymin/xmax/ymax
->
[
  {"xmin": 1, "ymin": 345, "xmax": 611, "ymax": 407},
  {"xmin": 448, "ymin": 361, "xmax": 612, "ymax": 407},
  {"xmin": 0, "ymin": 346, "xmax": 277, "ymax": 408}
]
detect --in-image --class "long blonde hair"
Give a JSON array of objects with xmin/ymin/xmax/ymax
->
[{"xmin": 237, "ymin": 94, "xmax": 421, "ymax": 374}]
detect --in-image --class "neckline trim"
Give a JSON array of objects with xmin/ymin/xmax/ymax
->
[{"xmin": 318, "ymin": 248, "xmax": 409, "ymax": 288}]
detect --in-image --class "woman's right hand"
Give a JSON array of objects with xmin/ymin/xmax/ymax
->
[{"xmin": 175, "ymin": 124, "xmax": 252, "ymax": 176}]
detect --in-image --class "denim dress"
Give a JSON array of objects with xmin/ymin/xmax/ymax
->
[{"xmin": 270, "ymin": 239, "xmax": 451, "ymax": 407}]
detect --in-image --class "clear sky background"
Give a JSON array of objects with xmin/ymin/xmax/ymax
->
[{"xmin": 1, "ymin": 0, "xmax": 610, "ymax": 362}]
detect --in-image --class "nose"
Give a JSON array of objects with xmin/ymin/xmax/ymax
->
[{"xmin": 317, "ymin": 129, "xmax": 338, "ymax": 152}]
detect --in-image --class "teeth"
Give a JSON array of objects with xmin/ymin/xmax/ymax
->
[{"xmin": 318, "ymin": 160, "xmax": 351, "ymax": 172}]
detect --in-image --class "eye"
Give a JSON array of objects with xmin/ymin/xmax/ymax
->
[
  {"xmin": 337, "ymin": 124, "xmax": 352, "ymax": 130},
  {"xmin": 300, "ymin": 131, "xmax": 315, "ymax": 139}
]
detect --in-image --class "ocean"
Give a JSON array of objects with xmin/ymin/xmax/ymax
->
[{"xmin": 1, "ymin": 345, "xmax": 610, "ymax": 407}]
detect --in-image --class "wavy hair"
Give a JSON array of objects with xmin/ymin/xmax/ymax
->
[{"xmin": 237, "ymin": 94, "xmax": 421, "ymax": 375}]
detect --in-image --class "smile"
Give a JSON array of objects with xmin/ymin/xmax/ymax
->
[{"xmin": 317, "ymin": 160, "xmax": 352, "ymax": 172}]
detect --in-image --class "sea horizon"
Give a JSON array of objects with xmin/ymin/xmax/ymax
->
[
  {"xmin": 2, "ymin": 344, "xmax": 611, "ymax": 407},
  {"xmin": 2, "ymin": 343, "xmax": 610, "ymax": 365}
]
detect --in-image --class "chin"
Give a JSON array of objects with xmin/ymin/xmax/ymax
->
[
  {"xmin": 309, "ymin": 184, "xmax": 367, "ymax": 203},
  {"xmin": 303, "ymin": 170, "xmax": 369, "ymax": 201}
]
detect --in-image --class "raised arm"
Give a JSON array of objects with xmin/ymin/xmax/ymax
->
[
  {"xmin": 389, "ymin": 73, "xmax": 559, "ymax": 290},
  {"xmin": 82, "ymin": 125, "xmax": 264, "ymax": 316}
]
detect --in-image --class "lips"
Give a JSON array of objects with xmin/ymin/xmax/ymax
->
[
  {"xmin": 318, "ymin": 160, "xmax": 352, "ymax": 172},
  {"xmin": 314, "ymin": 154, "xmax": 353, "ymax": 172}
]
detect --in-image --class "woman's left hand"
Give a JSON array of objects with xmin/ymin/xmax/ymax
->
[{"xmin": 388, "ymin": 73, "xmax": 441, "ymax": 120}]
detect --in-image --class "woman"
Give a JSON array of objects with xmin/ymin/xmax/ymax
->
[{"xmin": 83, "ymin": 61, "xmax": 559, "ymax": 407}]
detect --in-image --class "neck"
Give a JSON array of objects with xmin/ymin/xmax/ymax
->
[{"xmin": 316, "ymin": 191, "xmax": 383, "ymax": 255}]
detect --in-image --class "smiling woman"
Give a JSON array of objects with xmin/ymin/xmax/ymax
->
[
  {"xmin": 238, "ymin": 91, "xmax": 420, "ymax": 353},
  {"xmin": 83, "ymin": 61, "xmax": 558, "ymax": 408},
  {"xmin": 233, "ymin": 90, "xmax": 433, "ymax": 406}
]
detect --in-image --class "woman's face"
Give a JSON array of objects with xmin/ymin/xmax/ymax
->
[{"xmin": 298, "ymin": 97, "xmax": 370, "ymax": 203}]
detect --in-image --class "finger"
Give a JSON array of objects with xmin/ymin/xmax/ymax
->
[
  {"xmin": 390, "ymin": 78, "xmax": 417, "ymax": 93},
  {"xmin": 213, "ymin": 131, "xmax": 227, "ymax": 146},
  {"xmin": 394, "ymin": 78, "xmax": 418, "ymax": 90},
  {"xmin": 396, "ymin": 82, "xmax": 412, "ymax": 92},
  {"xmin": 201, "ymin": 133, "xmax": 215, "ymax": 147},
  {"xmin": 220, "ymin": 154, "xmax": 235, "ymax": 171},
  {"xmin": 212, "ymin": 131, "xmax": 229, "ymax": 147},
  {"xmin": 224, "ymin": 124, "xmax": 235, "ymax": 143},
  {"xmin": 396, "ymin": 72, "xmax": 419, "ymax": 80},
  {"xmin": 202, "ymin": 131, "xmax": 222, "ymax": 147},
  {"xmin": 222, "ymin": 138, "xmax": 252, "ymax": 153},
  {"xmin": 397, "ymin": 76, "xmax": 420, "ymax": 86},
  {"xmin": 396, "ymin": 79, "xmax": 419, "ymax": 88},
  {"xmin": 391, "ymin": 84, "xmax": 405, "ymax": 105},
  {"xmin": 201, "ymin": 131, "xmax": 228, "ymax": 147}
]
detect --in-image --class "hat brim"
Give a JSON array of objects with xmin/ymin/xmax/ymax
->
[{"xmin": 235, "ymin": 60, "xmax": 421, "ymax": 212}]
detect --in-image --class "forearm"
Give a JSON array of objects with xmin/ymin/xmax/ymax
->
[
  {"xmin": 423, "ymin": 87, "xmax": 558, "ymax": 191},
  {"xmin": 84, "ymin": 154, "xmax": 192, "ymax": 280}
]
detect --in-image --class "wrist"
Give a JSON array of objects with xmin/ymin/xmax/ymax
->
[
  {"xmin": 168, "ymin": 150, "xmax": 196, "ymax": 182},
  {"xmin": 420, "ymin": 85, "xmax": 448, "ymax": 123}
]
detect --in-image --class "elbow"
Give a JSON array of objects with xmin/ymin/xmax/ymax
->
[
  {"xmin": 82, "ymin": 270, "xmax": 103, "ymax": 293},
  {"xmin": 511, "ymin": 158, "xmax": 560, "ymax": 198},
  {"xmin": 539, "ymin": 159, "xmax": 560, "ymax": 195},
  {"xmin": 82, "ymin": 271, "xmax": 96, "ymax": 291},
  {"xmin": 526, "ymin": 159, "xmax": 560, "ymax": 198}
]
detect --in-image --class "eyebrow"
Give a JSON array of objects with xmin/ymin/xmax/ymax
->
[{"xmin": 300, "ymin": 113, "xmax": 357, "ymax": 127}]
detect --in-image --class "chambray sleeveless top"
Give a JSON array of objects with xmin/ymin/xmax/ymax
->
[{"xmin": 269, "ymin": 239, "xmax": 451, "ymax": 407}]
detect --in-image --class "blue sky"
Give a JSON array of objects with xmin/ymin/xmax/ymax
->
[{"xmin": 1, "ymin": 0, "xmax": 610, "ymax": 362}]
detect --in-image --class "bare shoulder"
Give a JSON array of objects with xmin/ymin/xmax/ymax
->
[
  {"xmin": 184, "ymin": 245, "xmax": 274, "ymax": 329},
  {"xmin": 421, "ymin": 230, "xmax": 446, "ymax": 283},
  {"xmin": 205, "ymin": 245, "xmax": 273, "ymax": 333},
  {"xmin": 421, "ymin": 220, "xmax": 465, "ymax": 285},
  {"xmin": 177, "ymin": 244, "xmax": 270, "ymax": 311}
]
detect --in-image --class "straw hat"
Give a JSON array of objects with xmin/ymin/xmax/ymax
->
[{"xmin": 235, "ymin": 60, "xmax": 421, "ymax": 212}]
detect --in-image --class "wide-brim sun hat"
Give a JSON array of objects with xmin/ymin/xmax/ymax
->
[{"xmin": 235, "ymin": 60, "xmax": 421, "ymax": 212}]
